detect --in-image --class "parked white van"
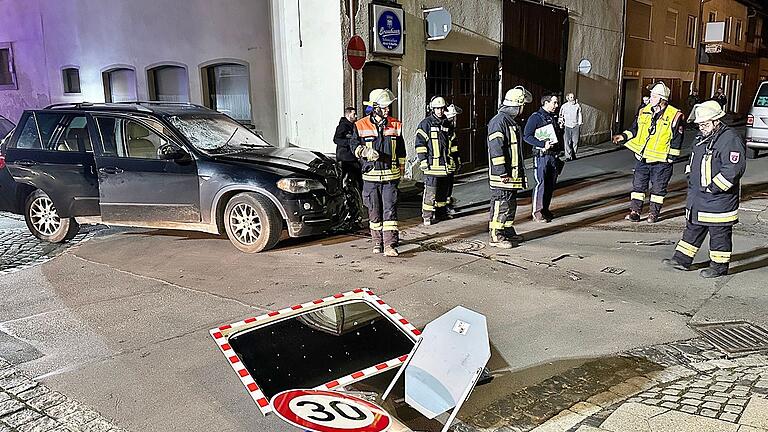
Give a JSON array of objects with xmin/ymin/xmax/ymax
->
[{"xmin": 747, "ymin": 80, "xmax": 768, "ymax": 159}]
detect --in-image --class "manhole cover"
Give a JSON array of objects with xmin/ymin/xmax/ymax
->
[
  {"xmin": 422, "ymin": 239, "xmax": 486, "ymax": 254},
  {"xmin": 691, "ymin": 321, "xmax": 768, "ymax": 356}
]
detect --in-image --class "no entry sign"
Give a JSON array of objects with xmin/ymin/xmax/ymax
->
[
  {"xmin": 271, "ymin": 389, "xmax": 391, "ymax": 432},
  {"xmin": 347, "ymin": 36, "xmax": 367, "ymax": 70}
]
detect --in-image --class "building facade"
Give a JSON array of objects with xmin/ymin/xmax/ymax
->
[{"xmin": 0, "ymin": 0, "xmax": 624, "ymax": 178}]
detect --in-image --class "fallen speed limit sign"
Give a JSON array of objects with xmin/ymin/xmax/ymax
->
[{"xmin": 271, "ymin": 389, "xmax": 392, "ymax": 432}]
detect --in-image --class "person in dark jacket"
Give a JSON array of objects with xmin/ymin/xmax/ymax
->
[
  {"xmin": 416, "ymin": 96, "xmax": 457, "ymax": 226},
  {"xmin": 662, "ymin": 101, "xmax": 747, "ymax": 278},
  {"xmin": 524, "ymin": 94, "xmax": 561, "ymax": 222},
  {"xmin": 487, "ymin": 86, "xmax": 532, "ymax": 248},
  {"xmin": 333, "ymin": 107, "xmax": 361, "ymax": 189}
]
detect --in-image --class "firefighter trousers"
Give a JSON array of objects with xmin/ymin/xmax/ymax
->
[
  {"xmin": 363, "ymin": 180, "xmax": 399, "ymax": 248},
  {"xmin": 489, "ymin": 188, "xmax": 518, "ymax": 242},
  {"xmin": 672, "ymin": 221, "xmax": 733, "ymax": 275},
  {"xmin": 422, "ymin": 175, "xmax": 449, "ymax": 221},
  {"xmin": 631, "ymin": 160, "xmax": 673, "ymax": 217}
]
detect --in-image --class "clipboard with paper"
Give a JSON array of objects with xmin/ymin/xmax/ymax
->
[{"xmin": 534, "ymin": 123, "xmax": 559, "ymax": 145}]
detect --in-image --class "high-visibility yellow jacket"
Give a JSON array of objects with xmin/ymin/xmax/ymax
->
[
  {"xmin": 351, "ymin": 115, "xmax": 406, "ymax": 182},
  {"xmin": 621, "ymin": 104, "xmax": 684, "ymax": 163}
]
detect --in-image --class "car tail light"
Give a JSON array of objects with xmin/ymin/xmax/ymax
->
[
  {"xmin": 0, "ymin": 155, "xmax": 5, "ymax": 170},
  {"xmin": 747, "ymin": 114, "xmax": 754, "ymax": 126}
]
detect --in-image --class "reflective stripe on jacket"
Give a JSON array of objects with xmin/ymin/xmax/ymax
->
[
  {"xmin": 686, "ymin": 125, "xmax": 746, "ymax": 226},
  {"xmin": 351, "ymin": 115, "xmax": 406, "ymax": 182},
  {"xmin": 487, "ymin": 110, "xmax": 526, "ymax": 190},
  {"xmin": 623, "ymin": 104, "xmax": 683, "ymax": 162},
  {"xmin": 415, "ymin": 114, "xmax": 457, "ymax": 176}
]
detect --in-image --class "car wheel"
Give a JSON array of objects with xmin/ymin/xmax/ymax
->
[
  {"xmin": 746, "ymin": 147, "xmax": 759, "ymax": 159},
  {"xmin": 223, "ymin": 192, "xmax": 282, "ymax": 253},
  {"xmin": 24, "ymin": 190, "xmax": 80, "ymax": 243}
]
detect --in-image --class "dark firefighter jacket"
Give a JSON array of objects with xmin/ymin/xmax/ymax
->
[
  {"xmin": 350, "ymin": 115, "xmax": 406, "ymax": 182},
  {"xmin": 415, "ymin": 114, "xmax": 458, "ymax": 176},
  {"xmin": 487, "ymin": 109, "xmax": 526, "ymax": 190}
]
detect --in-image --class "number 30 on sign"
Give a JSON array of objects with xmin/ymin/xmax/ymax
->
[{"xmin": 271, "ymin": 389, "xmax": 392, "ymax": 432}]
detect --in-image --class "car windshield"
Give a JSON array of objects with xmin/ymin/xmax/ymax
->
[{"xmin": 167, "ymin": 114, "xmax": 271, "ymax": 153}]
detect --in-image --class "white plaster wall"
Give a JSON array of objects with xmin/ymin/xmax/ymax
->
[
  {"xmin": 0, "ymin": 0, "xmax": 279, "ymax": 143},
  {"xmin": 271, "ymin": 0, "xmax": 345, "ymax": 151},
  {"xmin": 0, "ymin": 0, "xmax": 51, "ymax": 123}
]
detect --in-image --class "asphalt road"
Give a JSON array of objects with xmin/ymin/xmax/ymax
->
[{"xmin": 0, "ymin": 132, "xmax": 766, "ymax": 432}]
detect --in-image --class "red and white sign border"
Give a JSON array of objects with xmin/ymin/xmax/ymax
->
[
  {"xmin": 210, "ymin": 288, "xmax": 421, "ymax": 415},
  {"xmin": 271, "ymin": 388, "xmax": 392, "ymax": 432}
]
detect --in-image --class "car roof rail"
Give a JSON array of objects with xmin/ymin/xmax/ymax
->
[
  {"xmin": 44, "ymin": 102, "xmax": 96, "ymax": 109},
  {"xmin": 116, "ymin": 101, "xmax": 208, "ymax": 109}
]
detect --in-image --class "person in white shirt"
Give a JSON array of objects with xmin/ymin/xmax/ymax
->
[{"xmin": 558, "ymin": 92, "xmax": 583, "ymax": 161}]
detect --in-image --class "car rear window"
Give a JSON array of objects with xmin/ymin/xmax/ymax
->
[
  {"xmin": 755, "ymin": 83, "xmax": 768, "ymax": 107},
  {"xmin": 228, "ymin": 300, "xmax": 414, "ymax": 399}
]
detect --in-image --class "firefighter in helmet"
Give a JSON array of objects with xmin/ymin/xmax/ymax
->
[
  {"xmin": 613, "ymin": 82, "xmax": 684, "ymax": 223},
  {"xmin": 662, "ymin": 100, "xmax": 746, "ymax": 278},
  {"xmin": 350, "ymin": 89, "xmax": 406, "ymax": 257}
]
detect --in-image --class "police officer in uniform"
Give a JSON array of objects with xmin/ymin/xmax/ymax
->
[
  {"xmin": 416, "ymin": 96, "xmax": 456, "ymax": 226},
  {"xmin": 487, "ymin": 86, "xmax": 532, "ymax": 248},
  {"xmin": 350, "ymin": 89, "xmax": 406, "ymax": 257},
  {"xmin": 662, "ymin": 101, "xmax": 746, "ymax": 278},
  {"xmin": 612, "ymin": 82, "xmax": 684, "ymax": 223},
  {"xmin": 524, "ymin": 94, "xmax": 562, "ymax": 222}
]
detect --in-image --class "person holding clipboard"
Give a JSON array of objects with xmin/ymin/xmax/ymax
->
[{"xmin": 524, "ymin": 94, "xmax": 563, "ymax": 222}]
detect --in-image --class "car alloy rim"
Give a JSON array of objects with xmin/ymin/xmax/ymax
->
[
  {"xmin": 230, "ymin": 203, "xmax": 262, "ymax": 245},
  {"xmin": 29, "ymin": 196, "xmax": 62, "ymax": 236}
]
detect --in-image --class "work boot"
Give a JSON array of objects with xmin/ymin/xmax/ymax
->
[
  {"xmin": 625, "ymin": 211, "xmax": 641, "ymax": 222},
  {"xmin": 542, "ymin": 210, "xmax": 554, "ymax": 221},
  {"xmin": 372, "ymin": 244, "xmax": 383, "ymax": 254},
  {"xmin": 505, "ymin": 228, "xmax": 524, "ymax": 242},
  {"xmin": 647, "ymin": 213, "xmax": 660, "ymax": 223},
  {"xmin": 423, "ymin": 218, "xmax": 432, "ymax": 227},
  {"xmin": 383, "ymin": 246, "xmax": 399, "ymax": 257},
  {"xmin": 700, "ymin": 267, "xmax": 727, "ymax": 278},
  {"xmin": 533, "ymin": 213, "xmax": 548, "ymax": 223},
  {"xmin": 489, "ymin": 239, "xmax": 514, "ymax": 249},
  {"xmin": 661, "ymin": 258, "xmax": 688, "ymax": 271}
]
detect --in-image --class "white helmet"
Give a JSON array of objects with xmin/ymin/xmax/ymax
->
[
  {"xmin": 429, "ymin": 96, "xmax": 447, "ymax": 109},
  {"xmin": 649, "ymin": 82, "xmax": 671, "ymax": 100},
  {"xmin": 687, "ymin": 100, "xmax": 726, "ymax": 123},
  {"xmin": 503, "ymin": 86, "xmax": 533, "ymax": 107},
  {"xmin": 446, "ymin": 104, "xmax": 463, "ymax": 119},
  {"xmin": 364, "ymin": 89, "xmax": 396, "ymax": 108}
]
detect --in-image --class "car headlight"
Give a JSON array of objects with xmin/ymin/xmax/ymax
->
[{"xmin": 276, "ymin": 178, "xmax": 325, "ymax": 194}]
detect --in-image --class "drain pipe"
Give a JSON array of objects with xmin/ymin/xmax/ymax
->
[{"xmin": 349, "ymin": 0, "xmax": 357, "ymax": 108}]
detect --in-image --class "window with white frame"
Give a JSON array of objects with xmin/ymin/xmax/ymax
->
[
  {"xmin": 708, "ymin": 11, "xmax": 717, "ymax": 22},
  {"xmin": 62, "ymin": 68, "xmax": 81, "ymax": 94},
  {"xmin": 202, "ymin": 63, "xmax": 251, "ymax": 123},
  {"xmin": 665, "ymin": 9, "xmax": 679, "ymax": 45},
  {"xmin": 686, "ymin": 15, "xmax": 697, "ymax": 48},
  {"xmin": 103, "ymin": 68, "xmax": 137, "ymax": 102},
  {"xmin": 628, "ymin": 0, "xmax": 653, "ymax": 40},
  {"xmin": 725, "ymin": 17, "xmax": 733, "ymax": 43},
  {"xmin": 735, "ymin": 19, "xmax": 743, "ymax": 46},
  {"xmin": 147, "ymin": 65, "xmax": 189, "ymax": 102},
  {"xmin": 0, "ymin": 42, "xmax": 17, "ymax": 90}
]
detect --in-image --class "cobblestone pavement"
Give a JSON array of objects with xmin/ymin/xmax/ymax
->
[
  {"xmin": 0, "ymin": 358, "xmax": 124, "ymax": 432},
  {"xmin": 457, "ymin": 337, "xmax": 768, "ymax": 432},
  {"xmin": 0, "ymin": 213, "xmax": 102, "ymax": 276}
]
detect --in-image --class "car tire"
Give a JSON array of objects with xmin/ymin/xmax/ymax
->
[
  {"xmin": 24, "ymin": 190, "xmax": 80, "ymax": 243},
  {"xmin": 746, "ymin": 147, "xmax": 759, "ymax": 159},
  {"xmin": 223, "ymin": 192, "xmax": 282, "ymax": 253}
]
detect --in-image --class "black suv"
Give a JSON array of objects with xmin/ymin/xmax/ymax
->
[{"xmin": 0, "ymin": 102, "xmax": 347, "ymax": 252}]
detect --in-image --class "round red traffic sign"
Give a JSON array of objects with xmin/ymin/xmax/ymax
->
[
  {"xmin": 347, "ymin": 36, "xmax": 367, "ymax": 70},
  {"xmin": 271, "ymin": 389, "xmax": 391, "ymax": 432}
]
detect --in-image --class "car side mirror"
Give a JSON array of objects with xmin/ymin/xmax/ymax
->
[{"xmin": 158, "ymin": 144, "xmax": 189, "ymax": 161}]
